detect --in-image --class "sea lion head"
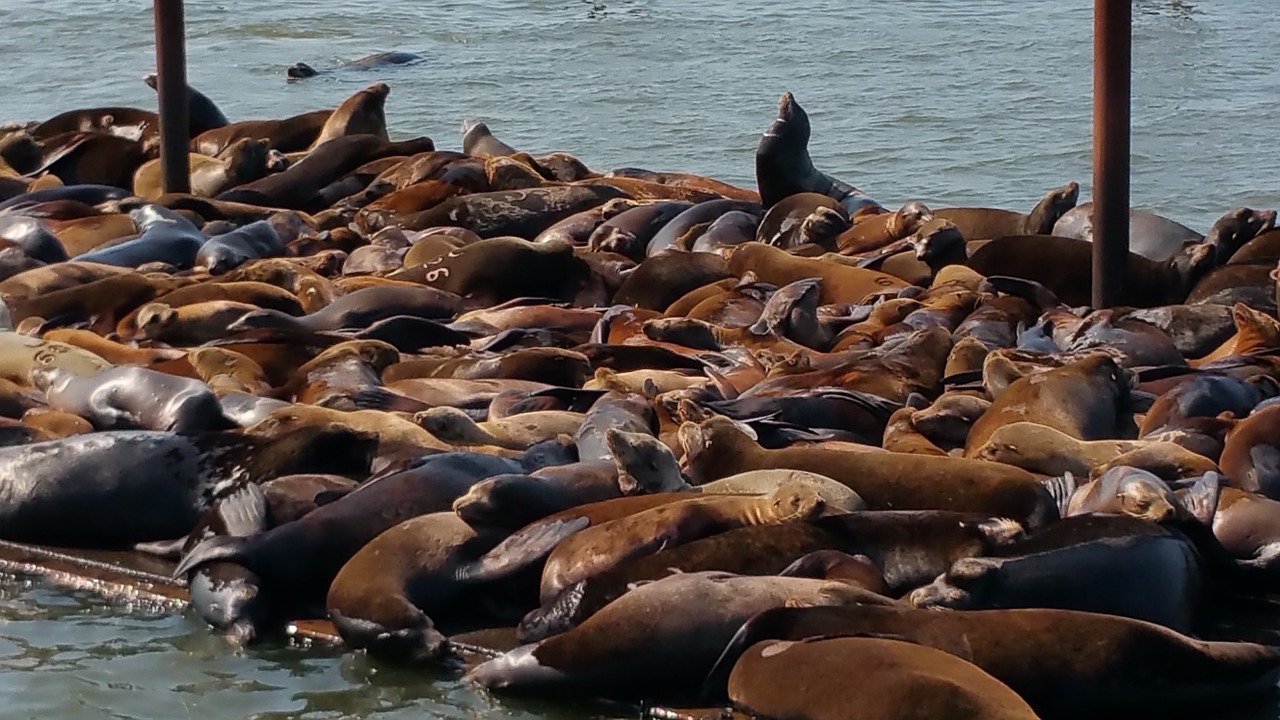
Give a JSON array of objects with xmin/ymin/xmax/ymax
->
[
  {"xmin": 1095, "ymin": 466, "xmax": 1180, "ymax": 523},
  {"xmin": 766, "ymin": 483, "xmax": 826, "ymax": 521},
  {"xmin": 889, "ymin": 200, "xmax": 934, "ymax": 238},
  {"xmin": 286, "ymin": 62, "xmax": 319, "ymax": 79},
  {"xmin": 908, "ymin": 556, "xmax": 1000, "ymax": 610},
  {"xmin": 414, "ymin": 406, "xmax": 480, "ymax": 443},
  {"xmin": 677, "ymin": 416, "xmax": 757, "ymax": 482},
  {"xmin": 605, "ymin": 427, "xmax": 690, "ymax": 494},
  {"xmin": 1207, "ymin": 206, "xmax": 1277, "ymax": 264},
  {"xmin": 134, "ymin": 302, "xmax": 178, "ymax": 339},
  {"xmin": 452, "ymin": 474, "xmax": 545, "ymax": 529},
  {"xmin": 1026, "ymin": 180, "xmax": 1081, "ymax": 234},
  {"xmin": 1171, "ymin": 240, "xmax": 1219, "ymax": 293}
]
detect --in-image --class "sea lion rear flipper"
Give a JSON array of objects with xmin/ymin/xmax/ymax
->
[
  {"xmin": 172, "ymin": 535, "xmax": 247, "ymax": 579},
  {"xmin": 133, "ymin": 537, "xmax": 188, "ymax": 559},
  {"xmin": 313, "ymin": 489, "xmax": 351, "ymax": 507},
  {"xmin": 1041, "ymin": 472, "xmax": 1077, "ymax": 518},
  {"xmin": 983, "ymin": 275, "xmax": 1062, "ymax": 310},
  {"xmin": 459, "ymin": 516, "xmax": 591, "ymax": 583},
  {"xmin": 1179, "ymin": 471, "xmax": 1221, "ymax": 526}
]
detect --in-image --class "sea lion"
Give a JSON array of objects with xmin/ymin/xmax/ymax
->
[
  {"xmin": 933, "ymin": 181, "xmax": 1080, "ymax": 239},
  {"xmin": 461, "ymin": 120, "xmax": 520, "ymax": 158},
  {"xmin": 680, "ymin": 416, "xmax": 1056, "ymax": 528},
  {"xmin": 754, "ymin": 92, "xmax": 876, "ymax": 214},
  {"xmin": 1220, "ymin": 404, "xmax": 1280, "ymax": 500},
  {"xmin": 0, "ymin": 424, "xmax": 375, "ymax": 546},
  {"xmin": 910, "ymin": 515, "xmax": 1203, "ymax": 633},
  {"xmin": 587, "ymin": 200, "xmax": 693, "ymax": 259},
  {"xmin": 415, "ymin": 407, "xmax": 583, "ymax": 450},
  {"xmin": 139, "ymin": 73, "xmax": 229, "ymax": 135},
  {"xmin": 40, "ymin": 328, "xmax": 185, "ymax": 367},
  {"xmin": 532, "ymin": 198, "xmax": 639, "ymax": 247},
  {"xmin": 1209, "ymin": 487, "xmax": 1280, "ymax": 586},
  {"xmin": 612, "ymin": 251, "xmax": 733, "ymax": 310},
  {"xmin": 451, "ymin": 464, "xmax": 630, "ymax": 531},
  {"xmin": 326, "ymin": 511, "xmax": 506, "ymax": 662},
  {"xmin": 911, "ymin": 391, "xmax": 992, "ymax": 450},
  {"xmin": 186, "ymin": 347, "xmax": 272, "ymax": 395},
  {"xmin": 1054, "ymin": 202, "xmax": 1203, "ymax": 261},
  {"xmin": 776, "ymin": 550, "xmax": 887, "ymax": 593},
  {"xmin": 191, "ymin": 109, "xmax": 332, "ymax": 157},
  {"xmin": 408, "ymin": 237, "xmax": 589, "ymax": 304},
  {"xmin": 965, "ymin": 354, "xmax": 1138, "ymax": 455},
  {"xmin": 728, "ymin": 242, "xmax": 907, "ymax": 305},
  {"xmin": 518, "ymin": 511, "xmax": 1024, "ymax": 642},
  {"xmin": 465, "ymin": 570, "xmax": 889, "ymax": 701},
  {"xmin": 1066, "ymin": 465, "xmax": 1188, "ymax": 522},
  {"xmin": 538, "ymin": 485, "xmax": 826, "ymax": 602},
  {"xmin": 391, "ymin": 185, "xmax": 628, "ymax": 238},
  {"xmin": 308, "ymin": 82, "xmax": 391, "ymax": 149},
  {"xmin": 31, "ymin": 365, "xmax": 233, "ymax": 433},
  {"xmin": 135, "ymin": 301, "xmax": 267, "ymax": 345},
  {"xmin": 0, "ymin": 331, "xmax": 111, "ymax": 385},
  {"xmin": 195, "ymin": 220, "xmax": 284, "ymax": 275},
  {"xmin": 287, "ymin": 52, "xmax": 423, "ymax": 80},
  {"xmin": 970, "ymin": 421, "xmax": 1209, "ymax": 478},
  {"xmin": 0, "ymin": 215, "xmax": 69, "ymax": 263},
  {"xmin": 646, "ymin": 199, "xmax": 762, "ymax": 256},
  {"xmin": 132, "ymin": 138, "xmax": 272, "ymax": 199},
  {"xmin": 835, "ymin": 200, "xmax": 933, "ymax": 254},
  {"xmin": 725, "ymin": 636, "xmax": 1040, "ymax": 720},
  {"xmin": 228, "ymin": 284, "xmax": 462, "ymax": 334},
  {"xmin": 72, "ymin": 205, "xmax": 206, "ymax": 269},
  {"xmin": 706, "ymin": 605, "xmax": 1280, "ymax": 718},
  {"xmin": 23, "ymin": 132, "xmax": 146, "ymax": 189}
]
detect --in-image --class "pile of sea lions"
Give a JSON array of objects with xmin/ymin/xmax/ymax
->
[{"xmin": 3, "ymin": 76, "xmax": 1280, "ymax": 720}]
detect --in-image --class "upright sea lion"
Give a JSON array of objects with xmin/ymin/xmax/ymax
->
[
  {"xmin": 754, "ymin": 92, "xmax": 877, "ymax": 214},
  {"xmin": 726, "ymin": 636, "xmax": 1040, "ymax": 720},
  {"xmin": 461, "ymin": 120, "xmax": 520, "ymax": 158},
  {"xmin": 466, "ymin": 571, "xmax": 889, "ymax": 701},
  {"xmin": 0, "ymin": 424, "xmax": 375, "ymax": 546},
  {"xmin": 308, "ymin": 82, "xmax": 391, "ymax": 149},
  {"xmin": 538, "ymin": 486, "xmax": 826, "ymax": 602},
  {"xmin": 679, "ymin": 416, "xmax": 1056, "ymax": 528},
  {"xmin": 706, "ymin": 605, "xmax": 1280, "ymax": 718},
  {"xmin": 140, "ymin": 73, "xmax": 229, "ymax": 135},
  {"xmin": 933, "ymin": 181, "xmax": 1079, "ymax": 239}
]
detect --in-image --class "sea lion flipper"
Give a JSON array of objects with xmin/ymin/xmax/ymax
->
[
  {"xmin": 172, "ymin": 534, "xmax": 247, "ymax": 579},
  {"xmin": 1179, "ymin": 471, "xmax": 1221, "ymax": 526},
  {"xmin": 462, "ymin": 516, "xmax": 591, "ymax": 583},
  {"xmin": 133, "ymin": 537, "xmax": 188, "ymax": 559},
  {"xmin": 313, "ymin": 489, "xmax": 351, "ymax": 507},
  {"xmin": 1041, "ymin": 472, "xmax": 1078, "ymax": 519},
  {"xmin": 215, "ymin": 482, "xmax": 269, "ymax": 538}
]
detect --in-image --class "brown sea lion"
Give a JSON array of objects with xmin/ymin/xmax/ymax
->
[
  {"xmin": 532, "ymin": 198, "xmax": 640, "ymax": 246},
  {"xmin": 46, "ymin": 213, "xmax": 139, "ymax": 256},
  {"xmin": 753, "ymin": 192, "xmax": 849, "ymax": 251},
  {"xmin": 606, "ymin": 168, "xmax": 759, "ymax": 202},
  {"xmin": 0, "ymin": 331, "xmax": 111, "ymax": 385},
  {"xmin": 1066, "ymin": 465, "xmax": 1188, "ymax": 522},
  {"xmin": 415, "ymin": 407, "xmax": 583, "ymax": 451},
  {"xmin": 465, "ymin": 570, "xmax": 889, "ymax": 701},
  {"xmin": 308, "ymin": 83, "xmax": 390, "ymax": 149},
  {"xmin": 1221, "ymin": 404, "xmax": 1280, "ymax": 500},
  {"xmin": 729, "ymin": 242, "xmax": 907, "ymax": 305},
  {"xmin": 21, "ymin": 407, "xmax": 93, "ymax": 438},
  {"xmin": 969, "ymin": 422, "xmax": 1196, "ymax": 478},
  {"xmin": 409, "ymin": 237, "xmax": 589, "ymax": 304},
  {"xmin": 835, "ymin": 200, "xmax": 934, "ymax": 254},
  {"xmin": 726, "ymin": 636, "xmax": 1040, "ymax": 720},
  {"xmin": 188, "ymin": 347, "xmax": 272, "ymax": 395},
  {"xmin": 965, "ymin": 354, "xmax": 1138, "ymax": 455},
  {"xmin": 587, "ymin": 200, "xmax": 693, "ymax": 259},
  {"xmin": 461, "ymin": 120, "xmax": 520, "ymax": 158},
  {"xmin": 646, "ymin": 199, "xmax": 762, "ymax": 256},
  {"xmin": 706, "ymin": 605, "xmax": 1280, "ymax": 718},
  {"xmin": 538, "ymin": 485, "xmax": 826, "ymax": 602},
  {"xmin": 391, "ymin": 185, "xmax": 628, "ymax": 238},
  {"xmin": 132, "ymin": 138, "xmax": 271, "ymax": 199},
  {"xmin": 192, "ymin": 109, "xmax": 332, "ymax": 157},
  {"xmin": 134, "ymin": 301, "xmax": 266, "ymax": 345},
  {"xmin": 933, "ymin": 181, "xmax": 1079, "ymax": 239},
  {"xmin": 612, "ymin": 251, "xmax": 733, "ymax": 310},
  {"xmin": 680, "ymin": 416, "xmax": 1057, "ymax": 528},
  {"xmin": 40, "ymin": 328, "xmax": 185, "ymax": 367},
  {"xmin": 325, "ymin": 511, "xmax": 506, "ymax": 662}
]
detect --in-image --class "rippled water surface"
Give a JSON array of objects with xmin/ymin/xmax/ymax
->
[{"xmin": 2, "ymin": 0, "xmax": 1280, "ymax": 717}]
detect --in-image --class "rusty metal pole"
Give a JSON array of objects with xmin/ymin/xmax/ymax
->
[
  {"xmin": 154, "ymin": 0, "xmax": 190, "ymax": 194},
  {"xmin": 1092, "ymin": 0, "xmax": 1131, "ymax": 308}
]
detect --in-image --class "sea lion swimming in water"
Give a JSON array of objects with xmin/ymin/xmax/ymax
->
[{"xmin": 286, "ymin": 52, "xmax": 424, "ymax": 80}]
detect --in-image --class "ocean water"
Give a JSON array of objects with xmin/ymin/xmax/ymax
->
[{"xmin": 1, "ymin": 0, "xmax": 1279, "ymax": 717}]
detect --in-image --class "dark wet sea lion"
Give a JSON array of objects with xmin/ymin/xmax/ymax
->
[
  {"xmin": 71, "ymin": 205, "xmax": 206, "ymax": 269},
  {"xmin": 532, "ymin": 198, "xmax": 639, "ymax": 246},
  {"xmin": 707, "ymin": 605, "xmax": 1280, "ymax": 718},
  {"xmin": 754, "ymin": 92, "xmax": 876, "ymax": 214},
  {"xmin": 933, "ymin": 181, "xmax": 1079, "ymax": 239},
  {"xmin": 646, "ymin": 199, "xmax": 762, "ymax": 256},
  {"xmin": 612, "ymin": 251, "xmax": 733, "ymax": 310},
  {"xmin": 287, "ymin": 52, "xmax": 423, "ymax": 80},
  {"xmin": 410, "ymin": 237, "xmax": 589, "ymax": 304},
  {"xmin": 726, "ymin": 636, "xmax": 1040, "ymax": 720},
  {"xmin": 681, "ymin": 417, "xmax": 1057, "ymax": 529},
  {"xmin": 465, "ymin": 571, "xmax": 889, "ymax": 702},
  {"xmin": 461, "ymin": 120, "xmax": 520, "ymax": 158},
  {"xmin": 1139, "ymin": 372, "xmax": 1276, "ymax": 437},
  {"xmin": 195, "ymin": 220, "xmax": 284, "ymax": 275},
  {"xmin": 0, "ymin": 424, "xmax": 375, "ymax": 546},
  {"xmin": 192, "ymin": 109, "xmax": 332, "ymax": 157},
  {"xmin": 32, "ymin": 365, "xmax": 234, "ymax": 433},
  {"xmin": 0, "ymin": 215, "xmax": 69, "ymax": 263},
  {"xmin": 140, "ymin": 73, "xmax": 229, "ymax": 135},
  {"xmin": 587, "ymin": 200, "xmax": 692, "ymax": 258},
  {"xmin": 24, "ymin": 132, "xmax": 146, "ymax": 189},
  {"xmin": 228, "ymin": 284, "xmax": 462, "ymax": 334},
  {"xmin": 910, "ymin": 515, "xmax": 1203, "ymax": 633}
]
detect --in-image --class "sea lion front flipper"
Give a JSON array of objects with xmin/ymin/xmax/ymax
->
[
  {"xmin": 173, "ymin": 534, "xmax": 247, "ymax": 578},
  {"xmin": 1040, "ymin": 472, "xmax": 1077, "ymax": 519},
  {"xmin": 133, "ymin": 537, "xmax": 188, "ymax": 559},
  {"xmin": 458, "ymin": 516, "xmax": 591, "ymax": 583},
  {"xmin": 215, "ymin": 482, "xmax": 269, "ymax": 537},
  {"xmin": 1178, "ymin": 471, "xmax": 1221, "ymax": 526}
]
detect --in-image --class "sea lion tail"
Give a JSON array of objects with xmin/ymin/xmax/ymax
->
[
  {"xmin": 173, "ymin": 535, "xmax": 247, "ymax": 579},
  {"xmin": 1041, "ymin": 471, "xmax": 1078, "ymax": 518}
]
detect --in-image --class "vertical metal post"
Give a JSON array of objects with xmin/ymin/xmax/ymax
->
[
  {"xmin": 154, "ymin": 0, "xmax": 190, "ymax": 194},
  {"xmin": 1092, "ymin": 0, "xmax": 1131, "ymax": 308}
]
